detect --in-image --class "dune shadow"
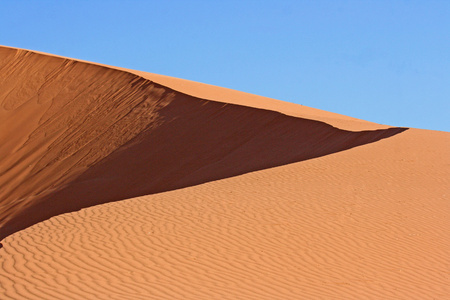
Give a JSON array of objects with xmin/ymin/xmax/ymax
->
[{"xmin": 0, "ymin": 91, "xmax": 407, "ymax": 240}]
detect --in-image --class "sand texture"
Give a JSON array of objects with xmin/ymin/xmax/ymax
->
[{"xmin": 0, "ymin": 46, "xmax": 449, "ymax": 299}]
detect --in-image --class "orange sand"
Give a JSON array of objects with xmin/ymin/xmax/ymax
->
[{"xmin": 0, "ymin": 46, "xmax": 449, "ymax": 299}]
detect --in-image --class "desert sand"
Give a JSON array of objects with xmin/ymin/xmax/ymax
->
[{"xmin": 0, "ymin": 46, "xmax": 449, "ymax": 299}]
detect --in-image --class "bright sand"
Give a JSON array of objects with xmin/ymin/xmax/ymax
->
[{"xmin": 0, "ymin": 46, "xmax": 449, "ymax": 299}]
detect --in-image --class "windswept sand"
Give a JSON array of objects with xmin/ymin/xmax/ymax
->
[{"xmin": 0, "ymin": 46, "xmax": 449, "ymax": 299}]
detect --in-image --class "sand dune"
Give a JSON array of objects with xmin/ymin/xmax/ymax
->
[
  {"xmin": 0, "ymin": 46, "xmax": 449, "ymax": 299},
  {"xmin": 0, "ymin": 46, "xmax": 405, "ymax": 239}
]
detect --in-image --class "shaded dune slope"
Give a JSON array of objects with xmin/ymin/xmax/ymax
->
[{"xmin": 0, "ymin": 47, "xmax": 406, "ymax": 239}]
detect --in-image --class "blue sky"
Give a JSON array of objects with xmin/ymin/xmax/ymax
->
[{"xmin": 1, "ymin": 0, "xmax": 449, "ymax": 131}]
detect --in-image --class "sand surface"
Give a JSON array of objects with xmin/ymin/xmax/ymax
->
[{"xmin": 0, "ymin": 46, "xmax": 449, "ymax": 299}]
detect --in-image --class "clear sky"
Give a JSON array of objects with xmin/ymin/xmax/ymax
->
[{"xmin": 1, "ymin": 0, "xmax": 449, "ymax": 131}]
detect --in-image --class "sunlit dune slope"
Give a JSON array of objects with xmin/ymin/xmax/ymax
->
[
  {"xmin": 1, "ymin": 128, "xmax": 449, "ymax": 299},
  {"xmin": 0, "ymin": 46, "xmax": 405, "ymax": 239},
  {"xmin": 2, "ymin": 46, "xmax": 389, "ymax": 130}
]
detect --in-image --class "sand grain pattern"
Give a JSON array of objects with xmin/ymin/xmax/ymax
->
[{"xmin": 0, "ymin": 46, "xmax": 449, "ymax": 299}]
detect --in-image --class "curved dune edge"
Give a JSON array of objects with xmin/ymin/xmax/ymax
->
[
  {"xmin": 123, "ymin": 70, "xmax": 388, "ymax": 131},
  {"xmin": 0, "ymin": 46, "xmax": 405, "ymax": 239},
  {"xmin": 1, "ymin": 129, "xmax": 449, "ymax": 299}
]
